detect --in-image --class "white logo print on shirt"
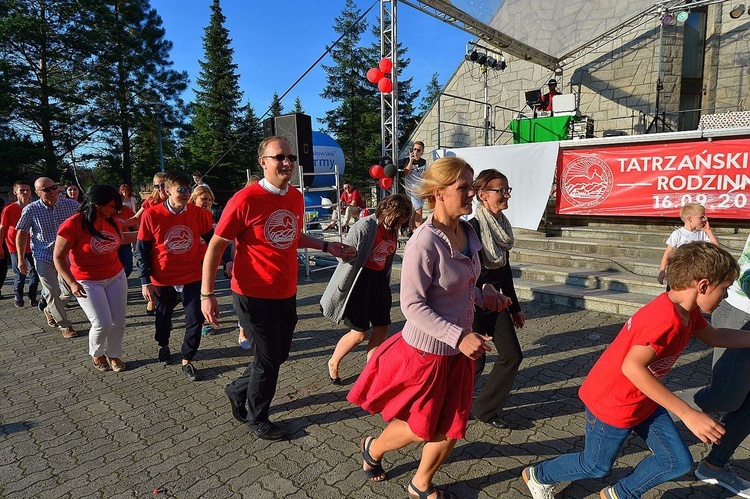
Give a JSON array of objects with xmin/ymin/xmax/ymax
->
[
  {"xmin": 264, "ymin": 209, "xmax": 297, "ymax": 249},
  {"xmin": 90, "ymin": 231, "xmax": 120, "ymax": 255},
  {"xmin": 164, "ymin": 225, "xmax": 194, "ymax": 254}
]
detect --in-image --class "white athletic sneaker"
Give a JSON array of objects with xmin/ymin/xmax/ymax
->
[
  {"xmin": 522, "ymin": 466, "xmax": 555, "ymax": 499},
  {"xmin": 695, "ymin": 460, "xmax": 750, "ymax": 498}
]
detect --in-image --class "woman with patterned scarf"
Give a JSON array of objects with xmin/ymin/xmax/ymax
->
[{"xmin": 469, "ymin": 168, "xmax": 526, "ymax": 430}]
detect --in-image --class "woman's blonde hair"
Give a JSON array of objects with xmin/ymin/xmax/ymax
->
[
  {"xmin": 189, "ymin": 185, "xmax": 215, "ymax": 207},
  {"xmin": 412, "ymin": 156, "xmax": 473, "ymax": 210},
  {"xmin": 147, "ymin": 172, "xmax": 167, "ymax": 204}
]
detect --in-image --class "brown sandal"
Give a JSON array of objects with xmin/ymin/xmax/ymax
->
[
  {"xmin": 92, "ymin": 356, "xmax": 111, "ymax": 372},
  {"xmin": 108, "ymin": 358, "xmax": 126, "ymax": 372}
]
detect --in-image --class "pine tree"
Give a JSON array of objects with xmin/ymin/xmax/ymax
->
[
  {"xmin": 87, "ymin": 0, "xmax": 188, "ymax": 186},
  {"xmin": 319, "ymin": 0, "xmax": 379, "ymax": 184},
  {"xmin": 0, "ymin": 0, "xmax": 98, "ymax": 179},
  {"xmin": 235, "ymin": 101, "xmax": 265, "ymax": 180},
  {"xmin": 269, "ymin": 92, "xmax": 284, "ymax": 118},
  {"xmin": 419, "ymin": 72, "xmax": 442, "ymax": 116},
  {"xmin": 293, "ymin": 97, "xmax": 304, "ymax": 114},
  {"xmin": 188, "ymin": 0, "xmax": 244, "ymax": 186}
]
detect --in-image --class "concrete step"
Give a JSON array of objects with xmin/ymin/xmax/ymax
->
[
  {"xmin": 515, "ymin": 234, "xmax": 666, "ymax": 260},
  {"xmin": 512, "ymin": 263, "xmax": 665, "ymax": 297},
  {"xmin": 551, "ymin": 226, "xmax": 749, "ymax": 251},
  {"xmin": 510, "ymin": 247, "xmax": 661, "ymax": 277},
  {"xmin": 512, "ymin": 278, "xmax": 652, "ymax": 316}
]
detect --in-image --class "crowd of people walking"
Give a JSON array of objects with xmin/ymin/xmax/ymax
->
[{"xmin": 2, "ymin": 135, "xmax": 749, "ymax": 499}]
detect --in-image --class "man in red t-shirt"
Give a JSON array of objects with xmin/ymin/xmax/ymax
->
[
  {"xmin": 325, "ymin": 182, "xmax": 366, "ymax": 232},
  {"xmin": 538, "ymin": 78, "xmax": 562, "ymax": 112},
  {"xmin": 0, "ymin": 181, "xmax": 39, "ymax": 307},
  {"xmin": 136, "ymin": 171, "xmax": 213, "ymax": 381},
  {"xmin": 200, "ymin": 136, "xmax": 355, "ymax": 441}
]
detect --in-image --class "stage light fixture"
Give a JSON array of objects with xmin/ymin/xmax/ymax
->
[
  {"xmin": 469, "ymin": 50, "xmax": 479, "ymax": 62},
  {"xmin": 729, "ymin": 4, "xmax": 745, "ymax": 18},
  {"xmin": 486, "ymin": 56, "xmax": 497, "ymax": 69},
  {"xmin": 476, "ymin": 53, "xmax": 488, "ymax": 66},
  {"xmin": 676, "ymin": 10, "xmax": 689, "ymax": 22},
  {"xmin": 661, "ymin": 13, "xmax": 675, "ymax": 25}
]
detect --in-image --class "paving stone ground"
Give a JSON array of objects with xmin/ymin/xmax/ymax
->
[{"xmin": 0, "ymin": 266, "xmax": 747, "ymax": 498}]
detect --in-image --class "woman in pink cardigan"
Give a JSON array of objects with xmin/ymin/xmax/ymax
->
[{"xmin": 347, "ymin": 156, "xmax": 511, "ymax": 499}]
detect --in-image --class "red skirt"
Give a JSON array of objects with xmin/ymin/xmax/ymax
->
[{"xmin": 347, "ymin": 331, "xmax": 474, "ymax": 441}]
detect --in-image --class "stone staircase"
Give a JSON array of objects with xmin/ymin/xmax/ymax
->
[{"xmin": 509, "ymin": 223, "xmax": 749, "ymax": 316}]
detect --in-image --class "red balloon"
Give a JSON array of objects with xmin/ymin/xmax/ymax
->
[
  {"xmin": 379, "ymin": 57, "xmax": 393, "ymax": 74},
  {"xmin": 378, "ymin": 78, "xmax": 393, "ymax": 93},
  {"xmin": 366, "ymin": 68, "xmax": 384, "ymax": 83},
  {"xmin": 369, "ymin": 164, "xmax": 385, "ymax": 179},
  {"xmin": 379, "ymin": 177, "xmax": 393, "ymax": 190}
]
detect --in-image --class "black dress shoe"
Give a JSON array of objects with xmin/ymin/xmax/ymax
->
[
  {"xmin": 225, "ymin": 386, "xmax": 247, "ymax": 423},
  {"xmin": 158, "ymin": 346, "xmax": 171, "ymax": 365},
  {"xmin": 486, "ymin": 416, "xmax": 507, "ymax": 429},
  {"xmin": 253, "ymin": 421, "xmax": 285, "ymax": 441}
]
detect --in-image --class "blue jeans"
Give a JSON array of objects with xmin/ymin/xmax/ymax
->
[
  {"xmin": 11, "ymin": 252, "xmax": 38, "ymax": 302},
  {"xmin": 694, "ymin": 299, "xmax": 750, "ymax": 467},
  {"xmin": 535, "ymin": 407, "xmax": 692, "ymax": 498}
]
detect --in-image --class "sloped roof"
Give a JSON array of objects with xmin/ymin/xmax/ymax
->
[{"xmin": 403, "ymin": 0, "xmax": 689, "ymax": 69}]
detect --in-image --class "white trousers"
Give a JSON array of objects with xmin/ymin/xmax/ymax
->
[{"xmin": 78, "ymin": 270, "xmax": 128, "ymax": 358}]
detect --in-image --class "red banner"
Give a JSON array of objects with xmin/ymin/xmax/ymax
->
[{"xmin": 556, "ymin": 137, "xmax": 750, "ymax": 218}]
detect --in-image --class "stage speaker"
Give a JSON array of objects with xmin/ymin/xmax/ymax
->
[
  {"xmin": 267, "ymin": 113, "xmax": 314, "ymax": 187},
  {"xmin": 262, "ymin": 117, "xmax": 275, "ymax": 137}
]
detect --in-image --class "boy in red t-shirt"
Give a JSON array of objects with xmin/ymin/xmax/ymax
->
[
  {"xmin": 522, "ymin": 242, "xmax": 750, "ymax": 499},
  {"xmin": 136, "ymin": 171, "xmax": 213, "ymax": 381}
]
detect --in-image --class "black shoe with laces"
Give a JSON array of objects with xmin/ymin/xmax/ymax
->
[
  {"xmin": 252, "ymin": 421, "xmax": 285, "ymax": 441},
  {"xmin": 182, "ymin": 363, "xmax": 199, "ymax": 381},
  {"xmin": 225, "ymin": 385, "xmax": 248, "ymax": 423},
  {"xmin": 158, "ymin": 346, "xmax": 171, "ymax": 365}
]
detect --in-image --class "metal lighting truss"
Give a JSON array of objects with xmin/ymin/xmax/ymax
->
[{"xmin": 381, "ymin": 0, "xmax": 399, "ymax": 194}]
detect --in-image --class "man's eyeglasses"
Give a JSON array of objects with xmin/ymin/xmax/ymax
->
[
  {"xmin": 38, "ymin": 184, "xmax": 58, "ymax": 193},
  {"xmin": 482, "ymin": 187, "xmax": 513, "ymax": 195},
  {"xmin": 413, "ymin": 148, "xmax": 422, "ymax": 152},
  {"xmin": 154, "ymin": 184, "xmax": 166, "ymax": 190},
  {"xmin": 262, "ymin": 154, "xmax": 297, "ymax": 162},
  {"xmin": 175, "ymin": 186, "xmax": 191, "ymax": 194}
]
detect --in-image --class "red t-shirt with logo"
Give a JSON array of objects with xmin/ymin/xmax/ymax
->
[
  {"xmin": 579, "ymin": 292, "xmax": 707, "ymax": 428},
  {"xmin": 138, "ymin": 203, "xmax": 213, "ymax": 287},
  {"xmin": 364, "ymin": 225, "xmax": 397, "ymax": 271},
  {"xmin": 215, "ymin": 182, "xmax": 303, "ymax": 299},
  {"xmin": 1, "ymin": 203, "xmax": 30, "ymax": 254},
  {"xmin": 57, "ymin": 213, "xmax": 123, "ymax": 281},
  {"xmin": 113, "ymin": 205, "xmax": 136, "ymax": 234}
]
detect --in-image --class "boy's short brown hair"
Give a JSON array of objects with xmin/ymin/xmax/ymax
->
[
  {"xmin": 679, "ymin": 203, "xmax": 705, "ymax": 223},
  {"xmin": 666, "ymin": 241, "xmax": 739, "ymax": 289}
]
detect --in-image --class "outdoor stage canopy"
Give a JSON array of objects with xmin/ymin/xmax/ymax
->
[{"xmin": 401, "ymin": 0, "xmax": 719, "ymax": 70}]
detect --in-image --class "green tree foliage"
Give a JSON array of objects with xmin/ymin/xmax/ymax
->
[
  {"xmin": 187, "ymin": 0, "xmax": 244, "ymax": 186},
  {"xmin": 87, "ymin": 0, "xmax": 188, "ymax": 187},
  {"xmin": 319, "ymin": 0, "xmax": 379, "ymax": 185},
  {"xmin": 269, "ymin": 92, "xmax": 284, "ymax": 118},
  {"xmin": 293, "ymin": 97, "xmax": 304, "ymax": 114},
  {"xmin": 419, "ymin": 72, "xmax": 442, "ymax": 116},
  {"xmin": 0, "ymin": 0, "xmax": 97, "ymax": 180},
  {"xmin": 234, "ymin": 101, "xmax": 265, "ymax": 182}
]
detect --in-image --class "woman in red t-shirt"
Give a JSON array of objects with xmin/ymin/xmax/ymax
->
[
  {"xmin": 321, "ymin": 194, "xmax": 413, "ymax": 384},
  {"xmin": 54, "ymin": 185, "xmax": 136, "ymax": 373}
]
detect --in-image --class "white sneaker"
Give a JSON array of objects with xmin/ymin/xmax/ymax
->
[
  {"xmin": 522, "ymin": 466, "xmax": 555, "ymax": 499},
  {"xmin": 695, "ymin": 460, "xmax": 750, "ymax": 498}
]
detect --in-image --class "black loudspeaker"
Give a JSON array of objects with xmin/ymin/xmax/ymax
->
[
  {"xmin": 267, "ymin": 113, "xmax": 314, "ymax": 187},
  {"xmin": 262, "ymin": 117, "xmax": 275, "ymax": 137}
]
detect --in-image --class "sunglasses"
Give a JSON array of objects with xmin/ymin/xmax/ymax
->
[
  {"xmin": 413, "ymin": 148, "xmax": 422, "ymax": 152},
  {"xmin": 39, "ymin": 184, "xmax": 58, "ymax": 193},
  {"xmin": 175, "ymin": 186, "xmax": 191, "ymax": 194},
  {"xmin": 262, "ymin": 154, "xmax": 297, "ymax": 162},
  {"xmin": 483, "ymin": 187, "xmax": 513, "ymax": 195},
  {"xmin": 154, "ymin": 184, "xmax": 166, "ymax": 190}
]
